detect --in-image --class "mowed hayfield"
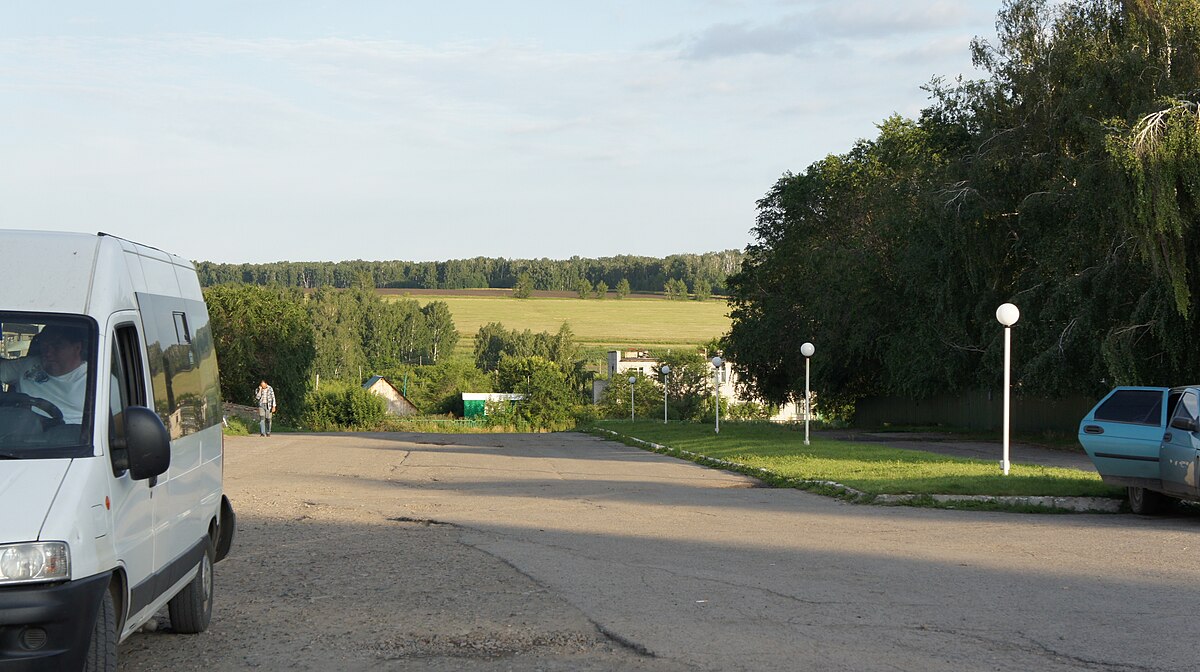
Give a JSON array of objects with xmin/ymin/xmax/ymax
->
[{"xmin": 381, "ymin": 288, "xmax": 731, "ymax": 354}]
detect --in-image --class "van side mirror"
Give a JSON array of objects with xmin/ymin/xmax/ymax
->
[
  {"xmin": 1169, "ymin": 416, "xmax": 1199, "ymax": 433},
  {"xmin": 114, "ymin": 406, "xmax": 171, "ymax": 480}
]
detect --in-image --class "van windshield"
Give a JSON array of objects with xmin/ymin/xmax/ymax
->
[{"xmin": 0, "ymin": 313, "xmax": 96, "ymax": 458}]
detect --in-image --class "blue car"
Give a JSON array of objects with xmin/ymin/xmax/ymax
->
[{"xmin": 1078, "ymin": 386, "xmax": 1200, "ymax": 513}]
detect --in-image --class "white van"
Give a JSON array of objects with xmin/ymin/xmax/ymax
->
[{"xmin": 0, "ymin": 231, "xmax": 234, "ymax": 671}]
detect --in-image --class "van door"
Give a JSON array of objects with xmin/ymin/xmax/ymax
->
[
  {"xmin": 1160, "ymin": 389, "xmax": 1200, "ymax": 498},
  {"xmin": 108, "ymin": 321, "xmax": 158, "ymax": 619}
]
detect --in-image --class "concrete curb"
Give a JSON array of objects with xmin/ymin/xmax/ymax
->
[{"xmin": 592, "ymin": 428, "xmax": 1124, "ymax": 514}]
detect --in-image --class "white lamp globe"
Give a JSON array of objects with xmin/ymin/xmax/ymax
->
[
  {"xmin": 711, "ymin": 356, "xmax": 723, "ymax": 369},
  {"xmin": 800, "ymin": 342, "xmax": 815, "ymax": 358},
  {"xmin": 628, "ymin": 376, "xmax": 637, "ymax": 384},
  {"xmin": 996, "ymin": 303, "xmax": 1020, "ymax": 327},
  {"xmin": 661, "ymin": 364, "xmax": 670, "ymax": 375}
]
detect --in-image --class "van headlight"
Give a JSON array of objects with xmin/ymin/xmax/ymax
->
[{"xmin": 0, "ymin": 542, "xmax": 70, "ymax": 585}]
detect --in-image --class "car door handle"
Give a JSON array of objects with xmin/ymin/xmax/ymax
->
[
  {"xmin": 1164, "ymin": 433, "xmax": 1172, "ymax": 442},
  {"xmin": 1083, "ymin": 425, "xmax": 1104, "ymax": 435}
]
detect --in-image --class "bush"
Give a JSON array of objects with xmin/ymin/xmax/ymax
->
[
  {"xmin": 572, "ymin": 403, "xmax": 599, "ymax": 428},
  {"xmin": 725, "ymin": 401, "xmax": 776, "ymax": 421},
  {"xmin": 302, "ymin": 382, "xmax": 387, "ymax": 430},
  {"xmin": 222, "ymin": 415, "xmax": 254, "ymax": 436}
]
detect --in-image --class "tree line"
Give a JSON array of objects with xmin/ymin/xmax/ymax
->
[
  {"xmin": 203, "ymin": 282, "xmax": 602, "ymax": 429},
  {"xmin": 195, "ymin": 251, "xmax": 743, "ymax": 295},
  {"xmin": 204, "ymin": 284, "xmax": 459, "ymax": 419},
  {"xmin": 724, "ymin": 0, "xmax": 1200, "ymax": 416},
  {"xmin": 202, "ymin": 280, "xmax": 745, "ymax": 430}
]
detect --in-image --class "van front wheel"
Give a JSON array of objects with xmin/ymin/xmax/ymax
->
[
  {"xmin": 84, "ymin": 587, "xmax": 117, "ymax": 672},
  {"xmin": 168, "ymin": 541, "xmax": 214, "ymax": 634},
  {"xmin": 1128, "ymin": 486, "xmax": 1167, "ymax": 515}
]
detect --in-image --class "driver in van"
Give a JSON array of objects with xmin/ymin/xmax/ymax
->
[{"xmin": 0, "ymin": 324, "xmax": 88, "ymax": 424}]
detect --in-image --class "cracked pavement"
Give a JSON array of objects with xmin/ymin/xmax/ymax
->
[{"xmin": 122, "ymin": 432, "xmax": 1199, "ymax": 671}]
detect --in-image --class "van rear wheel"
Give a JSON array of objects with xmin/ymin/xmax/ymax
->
[
  {"xmin": 168, "ymin": 541, "xmax": 214, "ymax": 634},
  {"xmin": 1128, "ymin": 486, "xmax": 1167, "ymax": 515}
]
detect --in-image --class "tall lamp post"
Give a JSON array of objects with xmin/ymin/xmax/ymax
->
[
  {"xmin": 800, "ymin": 342, "xmax": 815, "ymax": 445},
  {"xmin": 660, "ymin": 364, "xmax": 671, "ymax": 424},
  {"xmin": 996, "ymin": 303, "xmax": 1020, "ymax": 476},
  {"xmin": 629, "ymin": 375, "xmax": 637, "ymax": 422},
  {"xmin": 711, "ymin": 356, "xmax": 723, "ymax": 434}
]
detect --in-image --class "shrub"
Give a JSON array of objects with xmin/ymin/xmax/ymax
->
[
  {"xmin": 302, "ymin": 382, "xmax": 387, "ymax": 430},
  {"xmin": 725, "ymin": 401, "xmax": 775, "ymax": 421},
  {"xmin": 222, "ymin": 415, "xmax": 254, "ymax": 436}
]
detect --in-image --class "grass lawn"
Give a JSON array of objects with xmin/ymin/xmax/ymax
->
[
  {"xmin": 596, "ymin": 420, "xmax": 1121, "ymax": 499},
  {"xmin": 389, "ymin": 292, "xmax": 731, "ymax": 354}
]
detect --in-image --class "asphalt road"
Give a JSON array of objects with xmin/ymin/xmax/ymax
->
[{"xmin": 121, "ymin": 432, "xmax": 1199, "ymax": 671}]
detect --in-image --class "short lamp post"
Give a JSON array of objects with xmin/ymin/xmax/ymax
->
[
  {"xmin": 629, "ymin": 375, "xmax": 637, "ymax": 422},
  {"xmin": 800, "ymin": 342, "xmax": 815, "ymax": 445},
  {"xmin": 711, "ymin": 356, "xmax": 723, "ymax": 434},
  {"xmin": 996, "ymin": 303, "xmax": 1020, "ymax": 476},
  {"xmin": 660, "ymin": 364, "xmax": 671, "ymax": 424}
]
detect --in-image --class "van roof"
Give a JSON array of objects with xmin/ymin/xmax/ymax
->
[{"xmin": 0, "ymin": 230, "xmax": 200, "ymax": 315}]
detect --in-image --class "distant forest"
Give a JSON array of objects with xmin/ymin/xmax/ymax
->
[{"xmin": 196, "ymin": 250, "xmax": 744, "ymax": 294}]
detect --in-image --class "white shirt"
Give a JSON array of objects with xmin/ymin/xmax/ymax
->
[{"xmin": 0, "ymin": 356, "xmax": 89, "ymax": 424}]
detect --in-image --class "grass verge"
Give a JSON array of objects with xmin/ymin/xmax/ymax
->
[{"xmin": 591, "ymin": 420, "xmax": 1123, "ymax": 511}]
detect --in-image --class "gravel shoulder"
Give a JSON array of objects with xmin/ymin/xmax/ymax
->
[{"xmin": 118, "ymin": 434, "xmax": 692, "ymax": 671}]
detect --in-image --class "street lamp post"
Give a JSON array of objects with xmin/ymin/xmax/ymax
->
[
  {"xmin": 711, "ymin": 356, "xmax": 723, "ymax": 434},
  {"xmin": 629, "ymin": 375, "xmax": 637, "ymax": 421},
  {"xmin": 996, "ymin": 303, "xmax": 1020, "ymax": 476},
  {"xmin": 800, "ymin": 342, "xmax": 814, "ymax": 445},
  {"xmin": 660, "ymin": 364, "xmax": 671, "ymax": 424}
]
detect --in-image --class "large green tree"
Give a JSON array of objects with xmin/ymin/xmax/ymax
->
[
  {"xmin": 725, "ymin": 0, "xmax": 1200, "ymax": 414},
  {"xmin": 421, "ymin": 301, "xmax": 458, "ymax": 364},
  {"xmin": 494, "ymin": 355, "xmax": 578, "ymax": 429},
  {"xmin": 656, "ymin": 349, "xmax": 713, "ymax": 422},
  {"xmin": 203, "ymin": 284, "xmax": 315, "ymax": 414},
  {"xmin": 597, "ymin": 372, "xmax": 664, "ymax": 420}
]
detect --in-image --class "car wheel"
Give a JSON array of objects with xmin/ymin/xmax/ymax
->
[
  {"xmin": 168, "ymin": 541, "xmax": 214, "ymax": 634},
  {"xmin": 1128, "ymin": 486, "xmax": 1167, "ymax": 515},
  {"xmin": 84, "ymin": 587, "xmax": 117, "ymax": 672}
]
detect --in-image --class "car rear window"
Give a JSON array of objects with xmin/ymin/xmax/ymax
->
[{"xmin": 1094, "ymin": 389, "xmax": 1163, "ymax": 425}]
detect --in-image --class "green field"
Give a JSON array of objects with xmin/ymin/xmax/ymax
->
[{"xmin": 388, "ymin": 290, "xmax": 732, "ymax": 355}]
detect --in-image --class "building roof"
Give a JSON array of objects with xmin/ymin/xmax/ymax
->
[
  {"xmin": 363, "ymin": 376, "xmax": 415, "ymax": 402},
  {"xmin": 462, "ymin": 392, "xmax": 526, "ymax": 402}
]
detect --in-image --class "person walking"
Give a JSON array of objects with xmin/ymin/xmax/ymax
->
[{"xmin": 255, "ymin": 380, "xmax": 277, "ymax": 436}]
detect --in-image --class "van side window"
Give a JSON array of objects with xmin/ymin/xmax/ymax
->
[
  {"xmin": 173, "ymin": 312, "xmax": 191, "ymax": 344},
  {"xmin": 1094, "ymin": 390, "xmax": 1164, "ymax": 425},
  {"xmin": 113, "ymin": 325, "xmax": 147, "ymax": 409},
  {"xmin": 136, "ymin": 293, "xmax": 221, "ymax": 439}
]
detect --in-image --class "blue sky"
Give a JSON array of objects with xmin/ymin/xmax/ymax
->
[{"xmin": 0, "ymin": 1, "xmax": 1001, "ymax": 263}]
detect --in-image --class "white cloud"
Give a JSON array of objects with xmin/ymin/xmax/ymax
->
[{"xmin": 680, "ymin": 0, "xmax": 987, "ymax": 60}]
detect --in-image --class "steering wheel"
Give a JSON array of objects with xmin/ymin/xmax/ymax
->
[{"xmin": 0, "ymin": 391, "xmax": 65, "ymax": 428}]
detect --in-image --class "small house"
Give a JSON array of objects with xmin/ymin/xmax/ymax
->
[{"xmin": 363, "ymin": 376, "xmax": 419, "ymax": 416}]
